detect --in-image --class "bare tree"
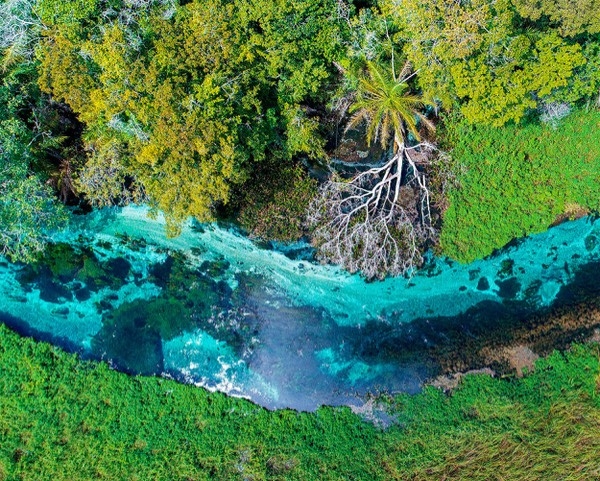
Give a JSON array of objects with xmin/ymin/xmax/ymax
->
[{"xmin": 307, "ymin": 61, "xmax": 439, "ymax": 279}]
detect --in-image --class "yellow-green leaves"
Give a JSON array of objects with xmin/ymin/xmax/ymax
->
[
  {"xmin": 34, "ymin": 0, "xmax": 99, "ymax": 36},
  {"xmin": 386, "ymin": 0, "xmax": 514, "ymax": 109},
  {"xmin": 513, "ymin": 0, "xmax": 600, "ymax": 37},
  {"xmin": 37, "ymin": 30, "xmax": 96, "ymax": 114},
  {"xmin": 532, "ymin": 33, "xmax": 585, "ymax": 97},
  {"xmin": 283, "ymin": 105, "xmax": 327, "ymax": 160},
  {"xmin": 35, "ymin": 0, "xmax": 347, "ymax": 231},
  {"xmin": 450, "ymin": 34, "xmax": 584, "ymax": 125},
  {"xmin": 384, "ymin": 0, "xmax": 591, "ymax": 126}
]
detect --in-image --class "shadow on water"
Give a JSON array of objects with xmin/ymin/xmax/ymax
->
[
  {"xmin": 160, "ymin": 257, "xmax": 600, "ymax": 410},
  {"xmin": 0, "ymin": 311, "xmax": 83, "ymax": 355},
  {"xmin": 359, "ymin": 259, "xmax": 600, "ymax": 376},
  {"xmin": 225, "ymin": 274, "xmax": 432, "ymax": 410}
]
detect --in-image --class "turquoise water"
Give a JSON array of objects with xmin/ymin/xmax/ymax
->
[{"xmin": 1, "ymin": 206, "xmax": 600, "ymax": 410}]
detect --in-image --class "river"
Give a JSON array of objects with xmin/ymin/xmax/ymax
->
[{"xmin": 1, "ymin": 206, "xmax": 599, "ymax": 411}]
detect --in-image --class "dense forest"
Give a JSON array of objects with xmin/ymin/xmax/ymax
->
[{"xmin": 1, "ymin": 0, "xmax": 600, "ymax": 277}]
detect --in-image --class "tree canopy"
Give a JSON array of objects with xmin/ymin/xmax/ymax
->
[
  {"xmin": 0, "ymin": 62, "xmax": 68, "ymax": 262},
  {"xmin": 1, "ymin": 0, "xmax": 600, "ymax": 271},
  {"xmin": 382, "ymin": 0, "xmax": 600, "ymax": 125},
  {"xmin": 35, "ymin": 0, "xmax": 348, "ymax": 232}
]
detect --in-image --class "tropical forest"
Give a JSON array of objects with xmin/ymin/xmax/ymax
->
[{"xmin": 1, "ymin": 0, "xmax": 600, "ymax": 479}]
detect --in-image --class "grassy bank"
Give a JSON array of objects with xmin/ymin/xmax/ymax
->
[
  {"xmin": 1, "ymin": 324, "xmax": 599, "ymax": 480},
  {"xmin": 439, "ymin": 109, "xmax": 600, "ymax": 263}
]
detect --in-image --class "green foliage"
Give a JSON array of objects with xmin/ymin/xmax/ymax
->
[
  {"xmin": 439, "ymin": 109, "xmax": 600, "ymax": 262},
  {"xmin": 35, "ymin": 0, "xmax": 348, "ymax": 233},
  {"xmin": 238, "ymin": 164, "xmax": 318, "ymax": 241},
  {"xmin": 562, "ymin": 41, "xmax": 600, "ymax": 105},
  {"xmin": 0, "ymin": 176, "xmax": 67, "ymax": 262},
  {"xmin": 1, "ymin": 324, "xmax": 600, "ymax": 480},
  {"xmin": 73, "ymin": 138, "xmax": 146, "ymax": 208},
  {"xmin": 33, "ymin": 0, "xmax": 99, "ymax": 31},
  {"xmin": 451, "ymin": 33, "xmax": 585, "ymax": 125},
  {"xmin": 512, "ymin": 0, "xmax": 600, "ymax": 37},
  {"xmin": 0, "ymin": 0, "xmax": 40, "ymax": 65},
  {"xmin": 0, "ymin": 62, "xmax": 67, "ymax": 262},
  {"xmin": 382, "ymin": 0, "xmax": 598, "ymax": 126}
]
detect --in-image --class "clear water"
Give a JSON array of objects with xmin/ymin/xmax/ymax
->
[{"xmin": 1, "ymin": 206, "xmax": 599, "ymax": 411}]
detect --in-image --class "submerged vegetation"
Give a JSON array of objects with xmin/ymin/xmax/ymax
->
[{"xmin": 0, "ymin": 324, "xmax": 599, "ymax": 480}]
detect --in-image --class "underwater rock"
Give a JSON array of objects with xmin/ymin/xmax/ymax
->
[
  {"xmin": 38, "ymin": 279, "xmax": 73, "ymax": 303},
  {"xmin": 100, "ymin": 298, "xmax": 190, "ymax": 342},
  {"xmin": 585, "ymin": 234, "xmax": 597, "ymax": 251},
  {"xmin": 51, "ymin": 307, "xmax": 70, "ymax": 316},
  {"xmin": 46, "ymin": 243, "xmax": 84, "ymax": 282},
  {"xmin": 75, "ymin": 254, "xmax": 126, "ymax": 291},
  {"xmin": 16, "ymin": 243, "xmax": 131, "ymax": 295},
  {"xmin": 523, "ymin": 280, "xmax": 542, "ymax": 299},
  {"xmin": 469, "ymin": 269, "xmax": 481, "ymax": 281},
  {"xmin": 497, "ymin": 259, "xmax": 515, "ymax": 278},
  {"xmin": 200, "ymin": 259, "xmax": 230, "ymax": 278},
  {"xmin": 105, "ymin": 257, "xmax": 131, "ymax": 281},
  {"xmin": 553, "ymin": 260, "xmax": 600, "ymax": 305},
  {"xmin": 148, "ymin": 255, "xmax": 175, "ymax": 288},
  {"xmin": 495, "ymin": 277, "xmax": 521, "ymax": 299}
]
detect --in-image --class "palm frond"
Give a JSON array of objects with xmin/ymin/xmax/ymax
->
[{"xmin": 345, "ymin": 61, "xmax": 433, "ymax": 150}]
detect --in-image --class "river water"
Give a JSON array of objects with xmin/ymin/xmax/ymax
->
[{"xmin": 1, "ymin": 206, "xmax": 599, "ymax": 411}]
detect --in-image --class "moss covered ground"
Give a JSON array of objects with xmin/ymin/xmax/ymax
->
[
  {"xmin": 1, "ymin": 324, "xmax": 600, "ymax": 480},
  {"xmin": 439, "ymin": 109, "xmax": 600, "ymax": 263}
]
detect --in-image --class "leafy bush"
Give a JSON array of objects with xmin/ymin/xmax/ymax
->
[
  {"xmin": 237, "ymin": 164, "xmax": 317, "ymax": 241},
  {"xmin": 0, "ymin": 63, "xmax": 68, "ymax": 262}
]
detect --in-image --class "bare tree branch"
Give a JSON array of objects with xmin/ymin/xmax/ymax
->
[{"xmin": 307, "ymin": 142, "xmax": 439, "ymax": 279}]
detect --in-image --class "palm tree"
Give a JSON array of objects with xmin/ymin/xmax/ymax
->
[
  {"xmin": 307, "ymin": 61, "xmax": 439, "ymax": 279},
  {"xmin": 346, "ymin": 60, "xmax": 435, "ymax": 153},
  {"xmin": 342, "ymin": 60, "xmax": 437, "ymax": 225}
]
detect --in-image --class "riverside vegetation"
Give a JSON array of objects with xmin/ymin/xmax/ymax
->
[
  {"xmin": 1, "ymin": 324, "xmax": 600, "ymax": 480},
  {"xmin": 440, "ymin": 108, "xmax": 600, "ymax": 262}
]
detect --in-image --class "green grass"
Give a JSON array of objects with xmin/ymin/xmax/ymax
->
[
  {"xmin": 1, "ymin": 324, "xmax": 600, "ymax": 480},
  {"xmin": 439, "ymin": 109, "xmax": 600, "ymax": 263}
]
